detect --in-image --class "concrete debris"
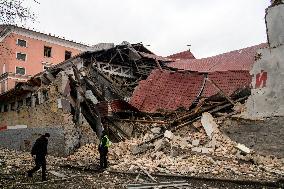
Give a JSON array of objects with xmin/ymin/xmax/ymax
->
[
  {"xmin": 236, "ymin": 143, "xmax": 251, "ymax": 154},
  {"xmin": 0, "ymin": 3, "xmax": 284, "ymax": 188},
  {"xmin": 163, "ymin": 130, "xmax": 173, "ymax": 140},
  {"xmin": 151, "ymin": 127, "xmax": 161, "ymax": 134},
  {"xmin": 49, "ymin": 170, "xmax": 67, "ymax": 178},
  {"xmin": 192, "ymin": 139, "xmax": 200, "ymax": 147},
  {"xmin": 131, "ymin": 144, "xmax": 152, "ymax": 155},
  {"xmin": 201, "ymin": 112, "xmax": 218, "ymax": 139}
]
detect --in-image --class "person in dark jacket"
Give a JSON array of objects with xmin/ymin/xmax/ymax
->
[
  {"xmin": 27, "ymin": 133, "xmax": 50, "ymax": 181},
  {"xmin": 98, "ymin": 130, "xmax": 111, "ymax": 169}
]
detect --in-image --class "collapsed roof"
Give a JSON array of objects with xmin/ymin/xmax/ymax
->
[{"xmin": 168, "ymin": 43, "xmax": 267, "ymax": 72}]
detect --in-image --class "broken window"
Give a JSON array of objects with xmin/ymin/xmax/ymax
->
[
  {"xmin": 44, "ymin": 46, "xmax": 52, "ymax": 57},
  {"xmin": 4, "ymin": 104, "xmax": 8, "ymax": 112},
  {"xmin": 16, "ymin": 67, "xmax": 25, "ymax": 75},
  {"xmin": 17, "ymin": 39, "xmax": 27, "ymax": 47},
  {"xmin": 65, "ymin": 51, "xmax": 72, "ymax": 60},
  {"xmin": 16, "ymin": 52, "xmax": 26, "ymax": 61}
]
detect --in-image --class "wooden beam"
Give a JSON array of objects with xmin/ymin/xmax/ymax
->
[{"xmin": 206, "ymin": 78, "xmax": 236, "ymax": 105}]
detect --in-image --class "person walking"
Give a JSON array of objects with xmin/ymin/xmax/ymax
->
[
  {"xmin": 98, "ymin": 130, "xmax": 111, "ymax": 169},
  {"xmin": 27, "ymin": 133, "xmax": 50, "ymax": 181}
]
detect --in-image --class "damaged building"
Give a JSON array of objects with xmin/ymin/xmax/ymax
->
[
  {"xmin": 244, "ymin": 2, "xmax": 284, "ymax": 118},
  {"xmin": 0, "ymin": 42, "xmax": 171, "ymax": 156},
  {"xmin": 0, "ymin": 2, "xmax": 283, "ymax": 160},
  {"xmin": 0, "ymin": 40, "xmax": 266, "ymax": 156}
]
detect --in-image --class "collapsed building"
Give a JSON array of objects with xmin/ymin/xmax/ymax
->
[
  {"xmin": 0, "ymin": 42, "xmax": 171, "ymax": 156},
  {"xmin": 0, "ymin": 41, "xmax": 264, "ymax": 156},
  {"xmin": 0, "ymin": 2, "xmax": 283, "ymax": 158},
  {"xmin": 131, "ymin": 43, "xmax": 267, "ymax": 113}
]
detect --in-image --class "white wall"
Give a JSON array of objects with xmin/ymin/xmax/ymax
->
[{"xmin": 244, "ymin": 3, "xmax": 284, "ymax": 118}]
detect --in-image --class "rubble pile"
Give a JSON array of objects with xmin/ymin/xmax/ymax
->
[
  {"xmin": 55, "ymin": 112, "xmax": 284, "ymax": 181},
  {"xmin": 0, "ymin": 112, "xmax": 283, "ymax": 183}
]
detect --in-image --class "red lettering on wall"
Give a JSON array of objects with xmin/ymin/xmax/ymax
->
[
  {"xmin": 255, "ymin": 70, "xmax": 267, "ymax": 88},
  {"xmin": 0, "ymin": 125, "xmax": 7, "ymax": 132}
]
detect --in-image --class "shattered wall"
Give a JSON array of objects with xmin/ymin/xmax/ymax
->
[
  {"xmin": 0, "ymin": 71, "xmax": 98, "ymax": 156},
  {"xmin": 244, "ymin": 3, "xmax": 284, "ymax": 118}
]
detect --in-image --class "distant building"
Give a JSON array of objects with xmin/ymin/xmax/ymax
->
[{"xmin": 0, "ymin": 25, "xmax": 90, "ymax": 93}]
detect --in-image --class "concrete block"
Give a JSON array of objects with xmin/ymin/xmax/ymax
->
[
  {"xmin": 151, "ymin": 127, "xmax": 161, "ymax": 134},
  {"xmin": 192, "ymin": 139, "xmax": 200, "ymax": 147},
  {"xmin": 164, "ymin": 130, "xmax": 173, "ymax": 140},
  {"xmin": 201, "ymin": 112, "xmax": 218, "ymax": 139}
]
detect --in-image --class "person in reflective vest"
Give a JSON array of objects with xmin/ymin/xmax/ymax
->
[{"xmin": 98, "ymin": 130, "xmax": 111, "ymax": 169}]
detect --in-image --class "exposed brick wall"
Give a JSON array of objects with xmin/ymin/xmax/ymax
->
[{"xmin": 0, "ymin": 71, "xmax": 98, "ymax": 156}]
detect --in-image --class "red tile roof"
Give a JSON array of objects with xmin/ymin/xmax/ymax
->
[
  {"xmin": 202, "ymin": 71, "xmax": 251, "ymax": 98},
  {"xmin": 130, "ymin": 70, "xmax": 204, "ymax": 113},
  {"xmin": 130, "ymin": 69, "xmax": 251, "ymax": 113},
  {"xmin": 167, "ymin": 50, "xmax": 196, "ymax": 60},
  {"xmin": 96, "ymin": 100, "xmax": 138, "ymax": 117},
  {"xmin": 168, "ymin": 43, "xmax": 267, "ymax": 72}
]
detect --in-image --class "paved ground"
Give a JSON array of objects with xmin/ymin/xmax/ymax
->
[{"xmin": 221, "ymin": 117, "xmax": 284, "ymax": 158}]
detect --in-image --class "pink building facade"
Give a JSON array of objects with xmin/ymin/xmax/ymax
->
[{"xmin": 0, "ymin": 25, "xmax": 90, "ymax": 94}]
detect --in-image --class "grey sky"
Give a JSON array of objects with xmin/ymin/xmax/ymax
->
[{"xmin": 27, "ymin": 0, "xmax": 270, "ymax": 58}]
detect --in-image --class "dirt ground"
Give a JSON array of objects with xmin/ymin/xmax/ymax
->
[
  {"xmin": 1, "ymin": 165, "xmax": 282, "ymax": 189},
  {"xmin": 221, "ymin": 116, "xmax": 284, "ymax": 158}
]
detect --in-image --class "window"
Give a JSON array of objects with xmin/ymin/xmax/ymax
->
[
  {"xmin": 16, "ymin": 52, "xmax": 26, "ymax": 61},
  {"xmin": 43, "ymin": 66, "xmax": 50, "ymax": 70},
  {"xmin": 16, "ymin": 67, "xmax": 25, "ymax": 75},
  {"xmin": 17, "ymin": 39, "xmax": 27, "ymax": 47},
  {"xmin": 44, "ymin": 46, "xmax": 52, "ymax": 57},
  {"xmin": 65, "ymin": 51, "xmax": 72, "ymax": 60}
]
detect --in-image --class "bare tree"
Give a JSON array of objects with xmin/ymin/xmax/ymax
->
[{"xmin": 0, "ymin": 0, "xmax": 39, "ymax": 25}]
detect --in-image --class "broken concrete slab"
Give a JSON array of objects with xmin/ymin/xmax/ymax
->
[
  {"xmin": 192, "ymin": 147, "xmax": 213, "ymax": 154},
  {"xmin": 191, "ymin": 147, "xmax": 202, "ymax": 153},
  {"xmin": 164, "ymin": 130, "xmax": 173, "ymax": 140},
  {"xmin": 49, "ymin": 170, "xmax": 67, "ymax": 178},
  {"xmin": 201, "ymin": 112, "xmax": 218, "ymax": 139},
  {"xmin": 151, "ymin": 127, "xmax": 161, "ymax": 134},
  {"xmin": 236, "ymin": 143, "xmax": 251, "ymax": 154},
  {"xmin": 200, "ymin": 147, "xmax": 214, "ymax": 154},
  {"xmin": 131, "ymin": 144, "xmax": 152, "ymax": 155},
  {"xmin": 154, "ymin": 139, "xmax": 170, "ymax": 152},
  {"xmin": 192, "ymin": 139, "xmax": 200, "ymax": 147}
]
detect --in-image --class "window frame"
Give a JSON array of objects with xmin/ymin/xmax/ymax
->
[
  {"xmin": 43, "ymin": 65, "xmax": 51, "ymax": 71},
  {"xmin": 44, "ymin": 46, "xmax": 52, "ymax": 58},
  {"xmin": 15, "ymin": 66, "xmax": 26, "ymax": 75},
  {"xmin": 16, "ymin": 39, "xmax": 27, "ymax": 47},
  {"xmin": 16, "ymin": 52, "xmax": 27, "ymax": 61}
]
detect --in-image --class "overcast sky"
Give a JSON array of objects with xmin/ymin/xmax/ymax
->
[{"xmin": 26, "ymin": 0, "xmax": 270, "ymax": 58}]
